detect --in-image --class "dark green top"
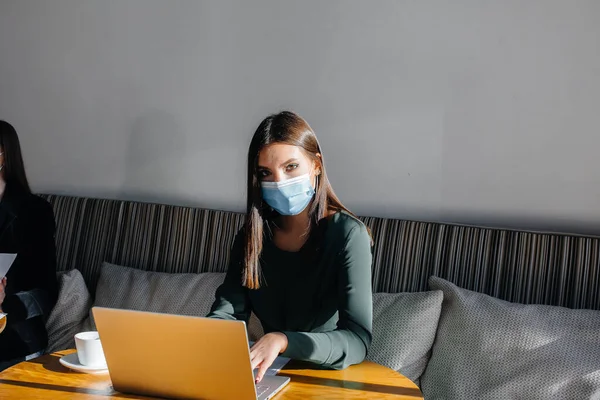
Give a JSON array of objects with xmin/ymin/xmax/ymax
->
[{"xmin": 207, "ymin": 212, "xmax": 373, "ymax": 370}]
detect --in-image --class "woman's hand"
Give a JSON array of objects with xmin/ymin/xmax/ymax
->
[
  {"xmin": 250, "ymin": 332, "xmax": 288, "ymax": 383},
  {"xmin": 0, "ymin": 277, "xmax": 7, "ymax": 309}
]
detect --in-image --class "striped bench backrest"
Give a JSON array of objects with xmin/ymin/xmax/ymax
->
[{"xmin": 41, "ymin": 194, "xmax": 600, "ymax": 310}]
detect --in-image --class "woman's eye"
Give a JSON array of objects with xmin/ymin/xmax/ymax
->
[
  {"xmin": 259, "ymin": 170, "xmax": 270, "ymax": 178},
  {"xmin": 286, "ymin": 164, "xmax": 298, "ymax": 171}
]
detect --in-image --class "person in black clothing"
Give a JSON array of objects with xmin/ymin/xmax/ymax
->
[{"xmin": 0, "ymin": 120, "xmax": 58, "ymax": 370}]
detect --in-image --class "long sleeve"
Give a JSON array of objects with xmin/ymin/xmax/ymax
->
[
  {"xmin": 206, "ymin": 231, "xmax": 251, "ymax": 323},
  {"xmin": 0, "ymin": 196, "xmax": 58, "ymax": 360},
  {"xmin": 3, "ymin": 199, "xmax": 58, "ymax": 322},
  {"xmin": 281, "ymin": 224, "xmax": 373, "ymax": 369},
  {"xmin": 31, "ymin": 201, "xmax": 59, "ymax": 302}
]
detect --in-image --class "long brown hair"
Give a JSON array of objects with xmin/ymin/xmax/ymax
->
[
  {"xmin": 0, "ymin": 120, "xmax": 32, "ymax": 194},
  {"xmin": 243, "ymin": 111, "xmax": 362, "ymax": 289}
]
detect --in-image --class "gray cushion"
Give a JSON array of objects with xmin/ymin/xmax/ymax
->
[
  {"xmin": 366, "ymin": 291, "xmax": 443, "ymax": 384},
  {"xmin": 85, "ymin": 262, "xmax": 264, "ymax": 340},
  {"xmin": 85, "ymin": 263, "xmax": 225, "ymax": 326},
  {"xmin": 247, "ymin": 312, "xmax": 265, "ymax": 342},
  {"xmin": 45, "ymin": 270, "xmax": 92, "ymax": 353},
  {"xmin": 421, "ymin": 276, "xmax": 600, "ymax": 400}
]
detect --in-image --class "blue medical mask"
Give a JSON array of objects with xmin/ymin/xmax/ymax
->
[{"xmin": 261, "ymin": 173, "xmax": 315, "ymax": 216}]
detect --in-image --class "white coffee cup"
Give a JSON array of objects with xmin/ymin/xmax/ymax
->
[{"xmin": 74, "ymin": 331, "xmax": 106, "ymax": 368}]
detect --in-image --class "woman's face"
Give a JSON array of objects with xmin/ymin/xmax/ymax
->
[{"xmin": 257, "ymin": 143, "xmax": 319, "ymax": 183}]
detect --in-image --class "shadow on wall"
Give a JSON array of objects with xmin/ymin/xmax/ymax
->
[
  {"xmin": 120, "ymin": 109, "xmax": 190, "ymax": 205},
  {"xmin": 440, "ymin": 209, "xmax": 600, "ymax": 238}
]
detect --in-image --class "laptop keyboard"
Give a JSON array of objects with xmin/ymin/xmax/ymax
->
[{"xmin": 256, "ymin": 385, "xmax": 270, "ymax": 397}]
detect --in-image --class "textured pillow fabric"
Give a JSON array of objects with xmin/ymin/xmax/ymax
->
[
  {"xmin": 45, "ymin": 270, "xmax": 92, "ymax": 353},
  {"xmin": 247, "ymin": 312, "xmax": 265, "ymax": 342},
  {"xmin": 85, "ymin": 263, "xmax": 264, "ymax": 339},
  {"xmin": 421, "ymin": 276, "xmax": 600, "ymax": 400},
  {"xmin": 85, "ymin": 263, "xmax": 225, "ymax": 327},
  {"xmin": 366, "ymin": 291, "xmax": 443, "ymax": 384}
]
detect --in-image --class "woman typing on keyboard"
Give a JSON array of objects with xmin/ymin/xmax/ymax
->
[{"xmin": 208, "ymin": 111, "xmax": 373, "ymax": 383}]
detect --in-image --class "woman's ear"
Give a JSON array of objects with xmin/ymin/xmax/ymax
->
[{"xmin": 314, "ymin": 153, "xmax": 323, "ymax": 175}]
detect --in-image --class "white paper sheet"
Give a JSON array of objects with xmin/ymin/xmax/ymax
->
[{"xmin": 0, "ymin": 253, "xmax": 17, "ymax": 278}]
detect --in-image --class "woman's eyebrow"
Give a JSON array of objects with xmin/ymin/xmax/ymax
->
[
  {"xmin": 258, "ymin": 158, "xmax": 299, "ymax": 170},
  {"xmin": 279, "ymin": 158, "xmax": 299, "ymax": 167}
]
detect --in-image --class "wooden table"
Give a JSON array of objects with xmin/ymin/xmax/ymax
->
[{"xmin": 0, "ymin": 350, "xmax": 423, "ymax": 399}]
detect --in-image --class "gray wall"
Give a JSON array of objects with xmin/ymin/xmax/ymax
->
[{"xmin": 1, "ymin": 0, "xmax": 599, "ymax": 234}]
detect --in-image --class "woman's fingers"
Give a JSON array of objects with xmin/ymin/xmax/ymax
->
[
  {"xmin": 249, "ymin": 333, "xmax": 285, "ymax": 382},
  {"xmin": 251, "ymin": 351, "xmax": 263, "ymax": 370},
  {"xmin": 250, "ymin": 342, "xmax": 267, "ymax": 370},
  {"xmin": 256, "ymin": 353, "xmax": 277, "ymax": 383}
]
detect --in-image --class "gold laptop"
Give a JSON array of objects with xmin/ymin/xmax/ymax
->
[{"xmin": 92, "ymin": 307, "xmax": 290, "ymax": 400}]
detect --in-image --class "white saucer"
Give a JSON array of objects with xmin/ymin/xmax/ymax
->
[{"xmin": 59, "ymin": 353, "xmax": 108, "ymax": 374}]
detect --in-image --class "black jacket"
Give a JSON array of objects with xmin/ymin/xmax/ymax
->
[{"xmin": 0, "ymin": 185, "xmax": 58, "ymax": 361}]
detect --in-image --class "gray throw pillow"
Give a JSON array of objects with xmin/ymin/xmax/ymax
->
[
  {"xmin": 367, "ymin": 291, "xmax": 443, "ymax": 384},
  {"xmin": 421, "ymin": 276, "xmax": 600, "ymax": 400},
  {"xmin": 84, "ymin": 262, "xmax": 264, "ymax": 340},
  {"xmin": 247, "ymin": 312, "xmax": 265, "ymax": 342},
  {"xmin": 85, "ymin": 263, "xmax": 225, "ymax": 328},
  {"xmin": 45, "ymin": 270, "xmax": 92, "ymax": 353}
]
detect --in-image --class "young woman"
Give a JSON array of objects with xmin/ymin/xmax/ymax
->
[
  {"xmin": 208, "ymin": 111, "xmax": 373, "ymax": 383},
  {"xmin": 0, "ymin": 120, "xmax": 58, "ymax": 370}
]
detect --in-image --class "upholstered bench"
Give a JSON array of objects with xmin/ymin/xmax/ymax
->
[{"xmin": 41, "ymin": 194, "xmax": 600, "ymax": 399}]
